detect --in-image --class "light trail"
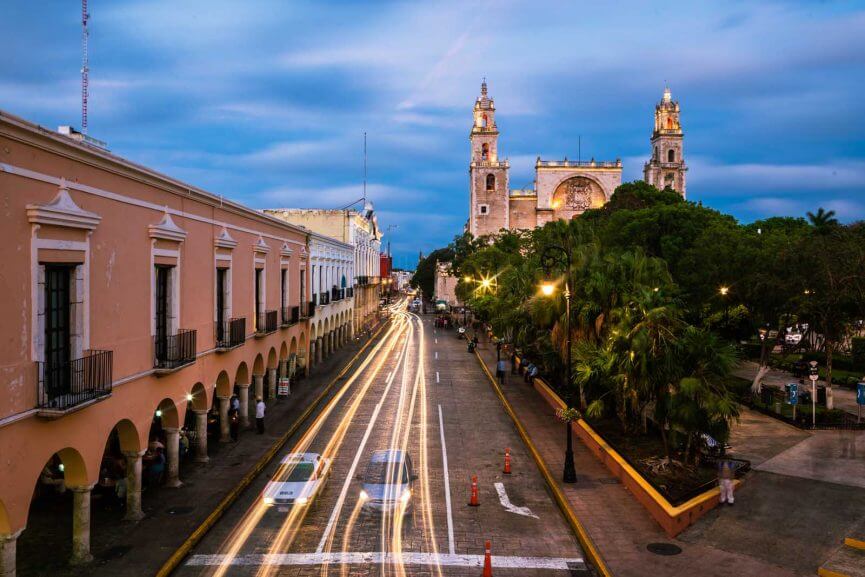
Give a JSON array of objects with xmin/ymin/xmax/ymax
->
[
  {"xmin": 437, "ymin": 404, "xmax": 455, "ymax": 555},
  {"xmin": 209, "ymin": 318, "xmax": 406, "ymax": 577}
]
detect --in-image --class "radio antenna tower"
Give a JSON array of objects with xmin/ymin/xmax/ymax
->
[
  {"xmin": 362, "ymin": 131, "xmax": 367, "ymax": 203},
  {"xmin": 81, "ymin": 0, "xmax": 90, "ymax": 133}
]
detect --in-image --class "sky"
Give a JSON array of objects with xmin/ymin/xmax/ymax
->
[{"xmin": 3, "ymin": 1, "xmax": 865, "ymax": 268}]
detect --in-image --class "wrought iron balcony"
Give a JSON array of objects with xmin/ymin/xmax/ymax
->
[
  {"xmin": 281, "ymin": 306, "xmax": 300, "ymax": 327},
  {"xmin": 307, "ymin": 301, "xmax": 316, "ymax": 318},
  {"xmin": 319, "ymin": 291, "xmax": 330, "ymax": 305},
  {"xmin": 332, "ymin": 286, "xmax": 345, "ymax": 302},
  {"xmin": 154, "ymin": 329, "xmax": 197, "ymax": 371},
  {"xmin": 346, "ymin": 286, "xmax": 354, "ymax": 298},
  {"xmin": 356, "ymin": 275, "xmax": 369, "ymax": 286},
  {"xmin": 255, "ymin": 310, "xmax": 278, "ymax": 335},
  {"xmin": 216, "ymin": 317, "xmax": 245, "ymax": 350},
  {"xmin": 37, "ymin": 350, "xmax": 113, "ymax": 415}
]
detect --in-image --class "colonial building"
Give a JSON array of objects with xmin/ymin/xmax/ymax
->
[
  {"xmin": 643, "ymin": 87, "xmax": 687, "ymax": 195},
  {"xmin": 468, "ymin": 82, "xmax": 686, "ymax": 237},
  {"xmin": 434, "ymin": 262, "xmax": 461, "ymax": 308},
  {"xmin": 0, "ymin": 109, "xmax": 359, "ymax": 574},
  {"xmin": 469, "ymin": 81, "xmax": 623, "ymax": 238},
  {"xmin": 307, "ymin": 232, "xmax": 354, "ymax": 368},
  {"xmin": 265, "ymin": 207, "xmax": 382, "ymax": 335}
]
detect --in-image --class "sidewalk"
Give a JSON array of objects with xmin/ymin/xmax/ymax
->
[
  {"xmin": 476, "ymin": 344, "xmax": 801, "ymax": 577},
  {"xmin": 17, "ymin": 331, "xmax": 382, "ymax": 577}
]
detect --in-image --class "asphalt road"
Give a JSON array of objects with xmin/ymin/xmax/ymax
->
[{"xmin": 176, "ymin": 300, "xmax": 585, "ymax": 576}]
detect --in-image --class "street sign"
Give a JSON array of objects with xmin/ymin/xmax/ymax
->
[
  {"xmin": 277, "ymin": 378, "xmax": 291, "ymax": 397},
  {"xmin": 808, "ymin": 361, "xmax": 819, "ymax": 382},
  {"xmin": 857, "ymin": 383, "xmax": 865, "ymax": 406},
  {"xmin": 786, "ymin": 382, "xmax": 798, "ymax": 406}
]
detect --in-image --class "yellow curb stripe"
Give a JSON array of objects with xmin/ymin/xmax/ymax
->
[
  {"xmin": 156, "ymin": 322, "xmax": 389, "ymax": 577},
  {"xmin": 818, "ymin": 568, "xmax": 851, "ymax": 577},
  {"xmin": 845, "ymin": 537, "xmax": 865, "ymax": 551},
  {"xmin": 474, "ymin": 350, "xmax": 614, "ymax": 577}
]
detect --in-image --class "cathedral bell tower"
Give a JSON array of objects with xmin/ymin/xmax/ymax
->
[
  {"xmin": 469, "ymin": 80, "xmax": 510, "ymax": 237},
  {"xmin": 643, "ymin": 87, "xmax": 687, "ymax": 195}
]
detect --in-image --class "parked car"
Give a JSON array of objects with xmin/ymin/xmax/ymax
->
[
  {"xmin": 262, "ymin": 452, "xmax": 331, "ymax": 509},
  {"xmin": 358, "ymin": 450, "xmax": 416, "ymax": 513}
]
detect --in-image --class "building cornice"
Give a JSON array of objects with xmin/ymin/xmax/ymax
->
[
  {"xmin": 26, "ymin": 178, "xmax": 101, "ymax": 230},
  {"xmin": 149, "ymin": 210, "xmax": 188, "ymax": 242}
]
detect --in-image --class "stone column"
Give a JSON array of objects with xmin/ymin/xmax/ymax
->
[
  {"xmin": 163, "ymin": 427, "xmax": 182, "ymax": 488},
  {"xmin": 267, "ymin": 368, "xmax": 277, "ymax": 400},
  {"xmin": 0, "ymin": 529, "xmax": 24, "ymax": 577},
  {"xmin": 278, "ymin": 359, "xmax": 288, "ymax": 380},
  {"xmin": 69, "ymin": 484, "xmax": 94, "ymax": 564},
  {"xmin": 237, "ymin": 383, "xmax": 251, "ymax": 428},
  {"xmin": 253, "ymin": 374, "xmax": 264, "ymax": 403},
  {"xmin": 316, "ymin": 339, "xmax": 323, "ymax": 364},
  {"xmin": 123, "ymin": 450, "xmax": 146, "ymax": 521},
  {"xmin": 217, "ymin": 396, "xmax": 231, "ymax": 443},
  {"xmin": 192, "ymin": 409, "xmax": 209, "ymax": 463}
]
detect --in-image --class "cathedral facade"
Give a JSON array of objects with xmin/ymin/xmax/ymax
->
[{"xmin": 468, "ymin": 82, "xmax": 686, "ymax": 238}]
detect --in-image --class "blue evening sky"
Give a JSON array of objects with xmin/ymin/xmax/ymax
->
[{"xmin": 3, "ymin": 1, "xmax": 864, "ymax": 268}]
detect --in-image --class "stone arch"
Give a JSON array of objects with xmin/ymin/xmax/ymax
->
[
  {"xmin": 481, "ymin": 142, "xmax": 489, "ymax": 160},
  {"xmin": 155, "ymin": 398, "xmax": 180, "ymax": 430},
  {"xmin": 189, "ymin": 381, "xmax": 209, "ymax": 411},
  {"xmin": 289, "ymin": 336, "xmax": 298, "ymax": 355},
  {"xmin": 667, "ymin": 148, "xmax": 675, "ymax": 163},
  {"xmin": 215, "ymin": 370, "xmax": 232, "ymax": 398},
  {"xmin": 252, "ymin": 353, "xmax": 265, "ymax": 376},
  {"xmin": 550, "ymin": 174, "xmax": 607, "ymax": 218},
  {"xmin": 51, "ymin": 447, "xmax": 89, "ymax": 488},
  {"xmin": 486, "ymin": 173, "xmax": 495, "ymax": 191},
  {"xmin": 235, "ymin": 362, "xmax": 249, "ymax": 386},
  {"xmin": 267, "ymin": 347, "xmax": 278, "ymax": 369},
  {"xmin": 110, "ymin": 418, "xmax": 142, "ymax": 454},
  {"xmin": 279, "ymin": 341, "xmax": 288, "ymax": 361}
]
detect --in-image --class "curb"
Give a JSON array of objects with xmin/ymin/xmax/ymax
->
[
  {"xmin": 155, "ymin": 321, "xmax": 390, "ymax": 577},
  {"xmin": 474, "ymin": 350, "xmax": 613, "ymax": 577}
]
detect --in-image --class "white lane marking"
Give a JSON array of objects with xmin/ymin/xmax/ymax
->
[
  {"xmin": 494, "ymin": 482, "xmax": 539, "ymax": 518},
  {"xmin": 435, "ymin": 351, "xmax": 438, "ymax": 360},
  {"xmin": 386, "ymin": 371, "xmax": 392, "ymax": 381},
  {"xmin": 436, "ymin": 371, "xmax": 440, "ymax": 383},
  {"xmin": 315, "ymin": 361, "xmax": 401, "ymax": 553},
  {"xmin": 435, "ymin": 338, "xmax": 438, "ymax": 344},
  {"xmin": 187, "ymin": 552, "xmax": 584, "ymax": 570},
  {"xmin": 437, "ymin": 404, "xmax": 455, "ymax": 555}
]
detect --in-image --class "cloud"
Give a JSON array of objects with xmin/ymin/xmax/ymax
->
[
  {"xmin": 257, "ymin": 183, "xmax": 425, "ymax": 209},
  {"xmin": 689, "ymin": 157, "xmax": 865, "ymax": 193}
]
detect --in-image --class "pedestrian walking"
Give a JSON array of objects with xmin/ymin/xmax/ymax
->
[
  {"xmin": 496, "ymin": 358, "xmax": 507, "ymax": 384},
  {"xmin": 228, "ymin": 405, "xmax": 240, "ymax": 440},
  {"xmin": 718, "ymin": 458, "xmax": 736, "ymax": 505},
  {"xmin": 510, "ymin": 350, "xmax": 517, "ymax": 375},
  {"xmin": 255, "ymin": 398, "xmax": 266, "ymax": 434}
]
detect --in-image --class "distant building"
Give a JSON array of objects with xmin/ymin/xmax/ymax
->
[
  {"xmin": 468, "ymin": 81, "xmax": 686, "ymax": 237},
  {"xmin": 264, "ymin": 206, "xmax": 382, "ymax": 335},
  {"xmin": 434, "ymin": 262, "xmax": 460, "ymax": 308}
]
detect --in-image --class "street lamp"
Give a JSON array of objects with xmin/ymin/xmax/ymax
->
[
  {"xmin": 539, "ymin": 244, "xmax": 577, "ymax": 484},
  {"xmin": 719, "ymin": 286, "xmax": 730, "ymax": 328}
]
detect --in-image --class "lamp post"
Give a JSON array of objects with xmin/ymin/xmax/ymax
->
[
  {"xmin": 540, "ymin": 244, "xmax": 577, "ymax": 484},
  {"xmin": 719, "ymin": 286, "xmax": 730, "ymax": 330}
]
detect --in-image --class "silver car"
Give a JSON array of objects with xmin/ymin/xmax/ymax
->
[{"xmin": 358, "ymin": 450, "xmax": 416, "ymax": 513}]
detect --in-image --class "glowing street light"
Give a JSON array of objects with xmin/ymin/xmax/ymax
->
[
  {"xmin": 719, "ymin": 286, "xmax": 729, "ymax": 296},
  {"xmin": 540, "ymin": 282, "xmax": 555, "ymax": 296}
]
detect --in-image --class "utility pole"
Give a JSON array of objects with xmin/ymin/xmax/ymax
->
[{"xmin": 81, "ymin": 0, "xmax": 90, "ymax": 133}]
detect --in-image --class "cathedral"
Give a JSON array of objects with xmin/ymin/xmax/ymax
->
[{"xmin": 468, "ymin": 81, "xmax": 687, "ymax": 238}]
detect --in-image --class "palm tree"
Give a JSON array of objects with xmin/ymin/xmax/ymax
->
[{"xmin": 806, "ymin": 208, "xmax": 839, "ymax": 234}]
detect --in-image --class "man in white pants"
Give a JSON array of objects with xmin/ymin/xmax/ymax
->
[{"xmin": 718, "ymin": 459, "xmax": 736, "ymax": 505}]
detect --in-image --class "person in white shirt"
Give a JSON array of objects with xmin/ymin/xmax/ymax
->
[{"xmin": 255, "ymin": 399, "xmax": 266, "ymax": 434}]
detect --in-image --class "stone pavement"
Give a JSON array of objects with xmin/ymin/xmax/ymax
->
[
  {"xmin": 476, "ymin": 343, "xmax": 816, "ymax": 577},
  {"xmin": 16, "ymin": 330, "xmax": 382, "ymax": 577}
]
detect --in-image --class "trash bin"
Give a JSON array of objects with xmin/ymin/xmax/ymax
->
[
  {"xmin": 817, "ymin": 386, "xmax": 827, "ymax": 406},
  {"xmin": 761, "ymin": 387, "xmax": 773, "ymax": 406}
]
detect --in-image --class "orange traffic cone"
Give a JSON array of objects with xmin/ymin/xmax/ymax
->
[
  {"xmin": 482, "ymin": 540, "xmax": 492, "ymax": 577},
  {"xmin": 503, "ymin": 448, "xmax": 512, "ymax": 474},
  {"xmin": 469, "ymin": 475, "xmax": 480, "ymax": 506}
]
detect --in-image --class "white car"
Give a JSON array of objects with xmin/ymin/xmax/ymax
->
[
  {"xmin": 262, "ymin": 452, "xmax": 331, "ymax": 509},
  {"xmin": 785, "ymin": 333, "xmax": 803, "ymax": 345}
]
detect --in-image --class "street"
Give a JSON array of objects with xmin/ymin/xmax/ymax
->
[{"xmin": 176, "ymin": 300, "xmax": 585, "ymax": 576}]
